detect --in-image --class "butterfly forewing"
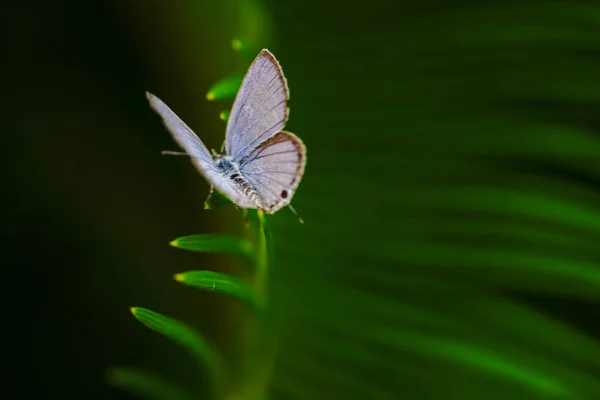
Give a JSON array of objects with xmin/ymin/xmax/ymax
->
[
  {"xmin": 146, "ymin": 92, "xmax": 256, "ymax": 208},
  {"xmin": 240, "ymin": 131, "xmax": 306, "ymax": 213},
  {"xmin": 147, "ymin": 93, "xmax": 215, "ymax": 166},
  {"xmin": 225, "ymin": 50, "xmax": 289, "ymax": 161}
]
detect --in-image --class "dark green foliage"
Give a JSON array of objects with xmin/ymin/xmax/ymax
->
[
  {"xmin": 109, "ymin": 2, "xmax": 600, "ymax": 399},
  {"xmin": 262, "ymin": 1, "xmax": 600, "ymax": 399},
  {"xmin": 110, "ymin": 201, "xmax": 274, "ymax": 400}
]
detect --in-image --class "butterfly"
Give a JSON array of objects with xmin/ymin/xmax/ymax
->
[{"xmin": 147, "ymin": 49, "xmax": 306, "ymax": 214}]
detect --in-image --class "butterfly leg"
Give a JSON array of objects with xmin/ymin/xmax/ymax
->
[{"xmin": 203, "ymin": 186, "xmax": 215, "ymax": 210}]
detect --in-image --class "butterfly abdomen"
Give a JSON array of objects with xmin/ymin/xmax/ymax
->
[
  {"xmin": 229, "ymin": 173, "xmax": 264, "ymax": 209},
  {"xmin": 214, "ymin": 157, "xmax": 263, "ymax": 209}
]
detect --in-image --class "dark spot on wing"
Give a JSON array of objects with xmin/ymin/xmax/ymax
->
[{"xmin": 281, "ymin": 190, "xmax": 288, "ymax": 198}]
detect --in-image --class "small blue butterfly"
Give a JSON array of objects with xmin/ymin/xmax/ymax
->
[{"xmin": 147, "ymin": 49, "xmax": 306, "ymax": 214}]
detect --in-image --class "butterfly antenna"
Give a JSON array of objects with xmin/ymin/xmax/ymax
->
[
  {"xmin": 288, "ymin": 204, "xmax": 304, "ymax": 224},
  {"xmin": 161, "ymin": 150, "xmax": 189, "ymax": 156}
]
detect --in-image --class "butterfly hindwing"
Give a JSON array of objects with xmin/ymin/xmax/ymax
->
[
  {"xmin": 240, "ymin": 131, "xmax": 306, "ymax": 213},
  {"xmin": 225, "ymin": 49, "xmax": 289, "ymax": 162}
]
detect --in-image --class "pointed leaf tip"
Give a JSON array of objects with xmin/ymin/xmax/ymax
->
[
  {"xmin": 206, "ymin": 74, "xmax": 243, "ymax": 102},
  {"xmin": 219, "ymin": 110, "xmax": 230, "ymax": 121},
  {"xmin": 231, "ymin": 38, "xmax": 244, "ymax": 52},
  {"xmin": 169, "ymin": 234, "xmax": 254, "ymax": 262},
  {"xmin": 173, "ymin": 273, "xmax": 184, "ymax": 282}
]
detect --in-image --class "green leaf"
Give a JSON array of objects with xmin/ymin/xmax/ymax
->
[
  {"xmin": 206, "ymin": 73, "xmax": 243, "ymax": 101},
  {"xmin": 174, "ymin": 270, "xmax": 261, "ymax": 310},
  {"xmin": 231, "ymin": 38, "xmax": 245, "ymax": 52},
  {"xmin": 219, "ymin": 110, "xmax": 230, "ymax": 121},
  {"xmin": 106, "ymin": 367, "xmax": 194, "ymax": 400},
  {"xmin": 129, "ymin": 307, "xmax": 219, "ymax": 388},
  {"xmin": 231, "ymin": 37, "xmax": 248, "ymax": 52},
  {"xmin": 230, "ymin": 37, "xmax": 262, "ymax": 60},
  {"xmin": 170, "ymin": 234, "xmax": 253, "ymax": 261}
]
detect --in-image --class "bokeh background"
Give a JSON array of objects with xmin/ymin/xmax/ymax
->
[{"xmin": 5, "ymin": 0, "xmax": 600, "ymax": 399}]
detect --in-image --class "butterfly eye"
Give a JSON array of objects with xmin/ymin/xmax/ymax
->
[
  {"xmin": 281, "ymin": 190, "xmax": 288, "ymax": 199},
  {"xmin": 230, "ymin": 173, "xmax": 239, "ymax": 179}
]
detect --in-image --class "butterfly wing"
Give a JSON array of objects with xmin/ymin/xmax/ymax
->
[
  {"xmin": 225, "ymin": 49, "xmax": 289, "ymax": 162},
  {"xmin": 239, "ymin": 131, "xmax": 306, "ymax": 213},
  {"xmin": 146, "ymin": 92, "xmax": 256, "ymax": 208}
]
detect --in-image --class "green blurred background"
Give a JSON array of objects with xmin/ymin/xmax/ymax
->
[{"xmin": 5, "ymin": 0, "xmax": 600, "ymax": 399}]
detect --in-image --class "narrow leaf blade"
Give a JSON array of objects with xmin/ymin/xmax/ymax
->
[
  {"xmin": 129, "ymin": 307, "xmax": 219, "ymax": 386},
  {"xmin": 219, "ymin": 110, "xmax": 230, "ymax": 122},
  {"xmin": 174, "ymin": 270, "xmax": 261, "ymax": 310},
  {"xmin": 106, "ymin": 367, "xmax": 194, "ymax": 400},
  {"xmin": 206, "ymin": 73, "xmax": 243, "ymax": 101},
  {"xmin": 170, "ymin": 234, "xmax": 253, "ymax": 261}
]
